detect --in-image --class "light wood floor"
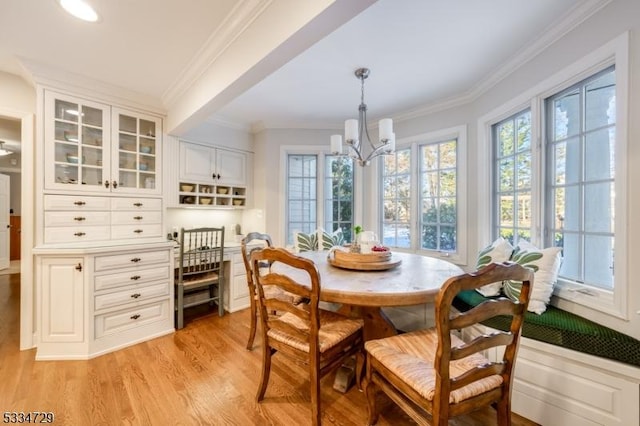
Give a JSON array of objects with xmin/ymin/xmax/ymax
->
[{"xmin": 0, "ymin": 274, "xmax": 539, "ymax": 425}]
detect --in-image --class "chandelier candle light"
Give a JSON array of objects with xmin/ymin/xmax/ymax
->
[{"xmin": 330, "ymin": 68, "xmax": 395, "ymax": 166}]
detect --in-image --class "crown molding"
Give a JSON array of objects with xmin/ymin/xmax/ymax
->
[
  {"xmin": 162, "ymin": 0, "xmax": 273, "ymax": 108},
  {"xmin": 205, "ymin": 115, "xmax": 252, "ymax": 132},
  {"xmin": 18, "ymin": 57, "xmax": 165, "ymax": 115}
]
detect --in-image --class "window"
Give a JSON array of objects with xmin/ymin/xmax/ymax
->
[
  {"xmin": 379, "ymin": 126, "xmax": 467, "ymax": 262},
  {"xmin": 286, "ymin": 154, "xmax": 317, "ymax": 243},
  {"xmin": 285, "ymin": 152, "xmax": 355, "ymax": 245},
  {"xmin": 480, "ymin": 34, "xmax": 628, "ymax": 318},
  {"xmin": 324, "ymin": 156, "xmax": 354, "ymax": 241},
  {"xmin": 420, "ymin": 139, "xmax": 458, "ymax": 251},
  {"xmin": 382, "ymin": 148, "xmax": 411, "ymax": 248},
  {"xmin": 545, "ymin": 67, "xmax": 616, "ymax": 291},
  {"xmin": 492, "ymin": 110, "xmax": 532, "ymax": 245}
]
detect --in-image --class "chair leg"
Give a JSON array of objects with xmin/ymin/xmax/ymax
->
[
  {"xmin": 496, "ymin": 397, "xmax": 512, "ymax": 426},
  {"xmin": 365, "ymin": 361, "xmax": 379, "ymax": 425},
  {"xmin": 176, "ymin": 285, "xmax": 184, "ymax": 329},
  {"xmin": 310, "ymin": 363, "xmax": 321, "ymax": 426},
  {"xmin": 246, "ymin": 305, "xmax": 257, "ymax": 350},
  {"xmin": 218, "ymin": 281, "xmax": 224, "ymax": 316},
  {"xmin": 256, "ymin": 346, "xmax": 272, "ymax": 402},
  {"xmin": 355, "ymin": 352, "xmax": 365, "ymax": 390}
]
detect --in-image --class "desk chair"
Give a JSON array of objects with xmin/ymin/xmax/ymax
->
[
  {"xmin": 251, "ymin": 247, "xmax": 364, "ymax": 426},
  {"xmin": 364, "ymin": 262, "xmax": 533, "ymax": 426},
  {"xmin": 175, "ymin": 227, "xmax": 225, "ymax": 329}
]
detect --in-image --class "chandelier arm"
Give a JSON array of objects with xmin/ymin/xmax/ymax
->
[{"xmin": 363, "ymin": 143, "xmax": 391, "ymax": 164}]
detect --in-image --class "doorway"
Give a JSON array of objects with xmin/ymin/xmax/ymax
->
[{"xmin": 0, "ymin": 110, "xmax": 32, "ymax": 351}]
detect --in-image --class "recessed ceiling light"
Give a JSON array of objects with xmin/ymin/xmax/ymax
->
[{"xmin": 58, "ymin": 0, "xmax": 100, "ymax": 22}]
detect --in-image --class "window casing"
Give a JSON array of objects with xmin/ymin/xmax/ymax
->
[
  {"xmin": 285, "ymin": 152, "xmax": 355, "ymax": 245},
  {"xmin": 545, "ymin": 67, "xmax": 616, "ymax": 292},
  {"xmin": 480, "ymin": 33, "xmax": 628, "ymax": 318},
  {"xmin": 379, "ymin": 126, "xmax": 467, "ymax": 264}
]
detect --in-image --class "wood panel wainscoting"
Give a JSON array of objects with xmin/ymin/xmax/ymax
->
[{"xmin": 0, "ymin": 274, "xmax": 538, "ymax": 425}]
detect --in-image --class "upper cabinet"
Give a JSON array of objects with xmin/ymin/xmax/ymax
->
[
  {"xmin": 44, "ymin": 91, "xmax": 162, "ymax": 195},
  {"xmin": 179, "ymin": 141, "xmax": 246, "ymax": 186}
]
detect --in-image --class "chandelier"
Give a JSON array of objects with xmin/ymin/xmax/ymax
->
[{"xmin": 330, "ymin": 67, "xmax": 395, "ymax": 166}]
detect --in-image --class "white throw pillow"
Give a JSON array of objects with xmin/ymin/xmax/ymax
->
[
  {"xmin": 503, "ymin": 241, "xmax": 562, "ymax": 314},
  {"xmin": 320, "ymin": 228, "xmax": 345, "ymax": 250},
  {"xmin": 294, "ymin": 231, "xmax": 318, "ymax": 252},
  {"xmin": 475, "ymin": 237, "xmax": 514, "ymax": 297}
]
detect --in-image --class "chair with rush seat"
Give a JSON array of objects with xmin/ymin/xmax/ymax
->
[
  {"xmin": 364, "ymin": 262, "xmax": 533, "ymax": 426},
  {"xmin": 251, "ymin": 247, "xmax": 364, "ymax": 426},
  {"xmin": 175, "ymin": 227, "xmax": 225, "ymax": 329},
  {"xmin": 241, "ymin": 232, "xmax": 273, "ymax": 350}
]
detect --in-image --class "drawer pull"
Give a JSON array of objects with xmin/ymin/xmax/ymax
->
[
  {"xmin": 75, "ymin": 263, "xmax": 82, "ymax": 272},
  {"xmin": 133, "ymin": 216, "xmax": 143, "ymax": 220},
  {"xmin": 133, "ymin": 202, "xmax": 143, "ymax": 207},
  {"xmin": 130, "ymin": 314, "xmax": 141, "ymax": 320},
  {"xmin": 130, "ymin": 257, "xmax": 142, "ymax": 263},
  {"xmin": 74, "ymin": 216, "xmax": 86, "ymax": 221},
  {"xmin": 74, "ymin": 232, "xmax": 86, "ymax": 237},
  {"xmin": 130, "ymin": 275, "xmax": 141, "ymax": 281},
  {"xmin": 73, "ymin": 201, "xmax": 86, "ymax": 206},
  {"xmin": 130, "ymin": 293, "xmax": 141, "ymax": 299},
  {"xmin": 134, "ymin": 229, "xmax": 143, "ymax": 234}
]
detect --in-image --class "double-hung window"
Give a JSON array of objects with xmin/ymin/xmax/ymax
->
[
  {"xmin": 487, "ymin": 55, "xmax": 627, "ymax": 318},
  {"xmin": 380, "ymin": 126, "xmax": 467, "ymax": 263},
  {"xmin": 285, "ymin": 152, "xmax": 354, "ymax": 244},
  {"xmin": 492, "ymin": 110, "xmax": 532, "ymax": 245},
  {"xmin": 545, "ymin": 66, "xmax": 618, "ymax": 300}
]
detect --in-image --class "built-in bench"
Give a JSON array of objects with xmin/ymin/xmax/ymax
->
[
  {"xmin": 454, "ymin": 290, "xmax": 640, "ymax": 367},
  {"xmin": 453, "ymin": 290, "xmax": 640, "ymax": 425}
]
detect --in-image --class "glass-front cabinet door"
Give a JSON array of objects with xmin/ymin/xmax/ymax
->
[
  {"xmin": 112, "ymin": 108, "xmax": 161, "ymax": 194},
  {"xmin": 45, "ymin": 92, "xmax": 111, "ymax": 192}
]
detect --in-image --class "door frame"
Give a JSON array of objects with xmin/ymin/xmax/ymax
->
[{"xmin": 0, "ymin": 107, "xmax": 35, "ymax": 350}]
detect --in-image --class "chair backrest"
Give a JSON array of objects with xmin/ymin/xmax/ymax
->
[
  {"xmin": 178, "ymin": 227, "xmax": 225, "ymax": 281},
  {"xmin": 250, "ymin": 247, "xmax": 321, "ymax": 354},
  {"xmin": 433, "ymin": 261, "xmax": 533, "ymax": 418},
  {"xmin": 240, "ymin": 232, "xmax": 273, "ymax": 290}
]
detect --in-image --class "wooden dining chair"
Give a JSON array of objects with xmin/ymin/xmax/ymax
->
[
  {"xmin": 250, "ymin": 247, "xmax": 364, "ymax": 426},
  {"xmin": 364, "ymin": 261, "xmax": 534, "ymax": 426},
  {"xmin": 241, "ymin": 232, "xmax": 273, "ymax": 350}
]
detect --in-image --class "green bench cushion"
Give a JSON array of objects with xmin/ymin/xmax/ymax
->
[{"xmin": 453, "ymin": 290, "xmax": 640, "ymax": 367}]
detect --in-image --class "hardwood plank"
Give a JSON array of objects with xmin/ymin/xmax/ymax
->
[{"xmin": 0, "ymin": 274, "xmax": 539, "ymax": 425}]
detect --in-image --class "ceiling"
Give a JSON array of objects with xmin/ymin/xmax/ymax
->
[{"xmin": 0, "ymin": 0, "xmax": 601, "ymax": 137}]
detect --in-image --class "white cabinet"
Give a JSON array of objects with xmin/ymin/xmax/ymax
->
[
  {"xmin": 44, "ymin": 91, "xmax": 162, "ymax": 195},
  {"xmin": 39, "ymin": 257, "xmax": 85, "ymax": 344},
  {"xmin": 179, "ymin": 141, "xmax": 246, "ymax": 186},
  {"xmin": 35, "ymin": 243, "xmax": 174, "ymax": 360},
  {"xmin": 43, "ymin": 194, "xmax": 163, "ymax": 244},
  {"xmin": 227, "ymin": 251, "xmax": 251, "ymax": 312}
]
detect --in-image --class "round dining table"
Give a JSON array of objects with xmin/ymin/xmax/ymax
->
[{"xmin": 277, "ymin": 250, "xmax": 464, "ymax": 341}]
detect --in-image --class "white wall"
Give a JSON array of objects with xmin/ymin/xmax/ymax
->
[
  {"xmin": 253, "ymin": 0, "xmax": 640, "ymax": 339},
  {"xmin": 180, "ymin": 120, "xmax": 253, "ymax": 152},
  {"xmin": 252, "ymin": 127, "xmax": 340, "ymax": 246},
  {"xmin": 0, "ymin": 71, "xmax": 36, "ymax": 114}
]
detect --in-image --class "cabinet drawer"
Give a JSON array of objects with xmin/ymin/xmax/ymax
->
[
  {"xmin": 44, "ymin": 194, "xmax": 111, "ymax": 211},
  {"xmin": 94, "ymin": 265, "xmax": 171, "ymax": 291},
  {"xmin": 94, "ymin": 282, "xmax": 170, "ymax": 311},
  {"xmin": 45, "ymin": 211, "xmax": 110, "ymax": 227},
  {"xmin": 95, "ymin": 249, "xmax": 170, "ymax": 271},
  {"xmin": 95, "ymin": 299, "xmax": 170, "ymax": 339},
  {"xmin": 111, "ymin": 211, "xmax": 161, "ymax": 225},
  {"xmin": 111, "ymin": 224, "xmax": 163, "ymax": 239},
  {"xmin": 44, "ymin": 226, "xmax": 111, "ymax": 244},
  {"xmin": 111, "ymin": 197, "xmax": 162, "ymax": 211}
]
